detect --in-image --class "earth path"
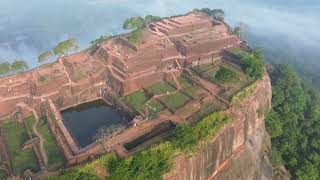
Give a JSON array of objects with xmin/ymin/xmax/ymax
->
[{"xmin": 27, "ymin": 107, "xmax": 48, "ymax": 166}]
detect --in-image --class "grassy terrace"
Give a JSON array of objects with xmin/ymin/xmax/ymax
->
[
  {"xmin": 2, "ymin": 120, "xmax": 39, "ymax": 175},
  {"xmin": 48, "ymin": 111, "xmax": 233, "ymax": 180},
  {"xmin": 124, "ymin": 90, "xmax": 148, "ymax": 113},
  {"xmin": 146, "ymin": 81, "xmax": 176, "ymax": 95},
  {"xmin": 25, "ymin": 117, "xmax": 65, "ymax": 171},
  {"xmin": 0, "ymin": 169, "xmax": 7, "ymax": 180},
  {"xmin": 38, "ymin": 117, "xmax": 65, "ymax": 171},
  {"xmin": 145, "ymin": 100, "xmax": 165, "ymax": 119},
  {"xmin": 159, "ymin": 92, "xmax": 190, "ymax": 112}
]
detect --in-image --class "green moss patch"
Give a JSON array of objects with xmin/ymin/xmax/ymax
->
[
  {"xmin": 2, "ymin": 120, "xmax": 39, "ymax": 175},
  {"xmin": 146, "ymin": 82, "xmax": 176, "ymax": 95},
  {"xmin": 38, "ymin": 117, "xmax": 65, "ymax": 171},
  {"xmin": 230, "ymin": 81, "xmax": 258, "ymax": 106},
  {"xmin": 125, "ymin": 90, "xmax": 149, "ymax": 113},
  {"xmin": 160, "ymin": 92, "xmax": 190, "ymax": 112},
  {"xmin": 146, "ymin": 100, "xmax": 165, "ymax": 119}
]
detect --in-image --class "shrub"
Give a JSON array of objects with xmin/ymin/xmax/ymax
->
[
  {"xmin": 240, "ymin": 48, "xmax": 265, "ymax": 79},
  {"xmin": 0, "ymin": 61, "xmax": 11, "ymax": 75},
  {"xmin": 230, "ymin": 82, "xmax": 257, "ymax": 106},
  {"xmin": 170, "ymin": 112, "xmax": 232, "ymax": 152},
  {"xmin": 125, "ymin": 90, "xmax": 148, "ymax": 113},
  {"xmin": 11, "ymin": 60, "xmax": 28, "ymax": 72},
  {"xmin": 109, "ymin": 143, "xmax": 174, "ymax": 180},
  {"xmin": 215, "ymin": 67, "xmax": 237, "ymax": 82},
  {"xmin": 53, "ymin": 39, "xmax": 79, "ymax": 56},
  {"xmin": 38, "ymin": 50, "xmax": 53, "ymax": 63},
  {"xmin": 123, "ymin": 17, "xmax": 145, "ymax": 30}
]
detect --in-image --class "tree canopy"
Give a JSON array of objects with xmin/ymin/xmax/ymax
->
[
  {"xmin": 0, "ymin": 61, "xmax": 11, "ymax": 75},
  {"xmin": 38, "ymin": 50, "xmax": 53, "ymax": 63},
  {"xmin": 53, "ymin": 38, "xmax": 79, "ymax": 56},
  {"xmin": 196, "ymin": 8, "xmax": 225, "ymax": 22},
  {"xmin": 266, "ymin": 64, "xmax": 320, "ymax": 179},
  {"xmin": 144, "ymin": 15, "xmax": 162, "ymax": 24},
  {"xmin": 215, "ymin": 67, "xmax": 237, "ymax": 82},
  {"xmin": 11, "ymin": 60, "xmax": 28, "ymax": 72},
  {"xmin": 123, "ymin": 17, "xmax": 146, "ymax": 30},
  {"xmin": 123, "ymin": 15, "xmax": 162, "ymax": 31},
  {"xmin": 240, "ymin": 48, "xmax": 265, "ymax": 79},
  {"xmin": 90, "ymin": 35, "xmax": 110, "ymax": 47}
]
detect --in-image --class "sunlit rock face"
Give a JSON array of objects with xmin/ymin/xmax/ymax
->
[{"xmin": 164, "ymin": 73, "xmax": 273, "ymax": 180}]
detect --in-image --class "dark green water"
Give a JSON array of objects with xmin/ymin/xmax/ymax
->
[{"xmin": 61, "ymin": 100, "xmax": 130, "ymax": 148}]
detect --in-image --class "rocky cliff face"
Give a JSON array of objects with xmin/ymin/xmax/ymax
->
[{"xmin": 164, "ymin": 73, "xmax": 273, "ymax": 180}]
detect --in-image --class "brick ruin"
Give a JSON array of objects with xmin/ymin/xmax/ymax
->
[
  {"xmin": 95, "ymin": 11, "xmax": 241, "ymax": 95},
  {"xmin": 0, "ymin": 11, "xmax": 248, "ymax": 178}
]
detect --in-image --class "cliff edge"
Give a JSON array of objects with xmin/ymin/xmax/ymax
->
[{"xmin": 164, "ymin": 73, "xmax": 273, "ymax": 180}]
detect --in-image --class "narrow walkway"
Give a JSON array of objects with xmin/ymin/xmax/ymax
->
[{"xmin": 30, "ymin": 109, "xmax": 48, "ymax": 165}]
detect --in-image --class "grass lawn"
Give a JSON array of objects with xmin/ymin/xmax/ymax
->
[
  {"xmin": 38, "ymin": 118, "xmax": 65, "ymax": 171},
  {"xmin": 146, "ymin": 82, "xmax": 176, "ymax": 95},
  {"xmin": 25, "ymin": 116, "xmax": 65, "ymax": 171},
  {"xmin": 0, "ymin": 169, "xmax": 8, "ymax": 180},
  {"xmin": 2, "ymin": 120, "xmax": 39, "ymax": 175},
  {"xmin": 160, "ymin": 92, "xmax": 190, "ymax": 112},
  {"xmin": 191, "ymin": 64, "xmax": 216, "ymax": 75},
  {"xmin": 191, "ymin": 100, "xmax": 227, "ymax": 121},
  {"xmin": 125, "ymin": 90, "xmax": 149, "ymax": 113},
  {"xmin": 25, "ymin": 116, "xmax": 37, "ymax": 138},
  {"xmin": 145, "ymin": 100, "xmax": 165, "ymax": 119},
  {"xmin": 206, "ymin": 63, "xmax": 246, "ymax": 85},
  {"xmin": 182, "ymin": 85, "xmax": 206, "ymax": 100},
  {"xmin": 168, "ymin": 76, "xmax": 192, "ymax": 89}
]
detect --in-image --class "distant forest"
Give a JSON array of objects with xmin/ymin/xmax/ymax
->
[{"xmin": 266, "ymin": 64, "xmax": 320, "ymax": 179}]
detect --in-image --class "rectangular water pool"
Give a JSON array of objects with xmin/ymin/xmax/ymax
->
[{"xmin": 61, "ymin": 100, "xmax": 130, "ymax": 148}]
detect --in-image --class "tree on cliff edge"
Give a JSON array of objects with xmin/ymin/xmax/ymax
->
[{"xmin": 53, "ymin": 39, "xmax": 79, "ymax": 57}]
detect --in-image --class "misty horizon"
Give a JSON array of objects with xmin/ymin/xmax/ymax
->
[{"xmin": 0, "ymin": 0, "xmax": 319, "ymax": 70}]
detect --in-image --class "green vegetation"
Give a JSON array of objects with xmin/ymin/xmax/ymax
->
[
  {"xmin": 144, "ymin": 15, "xmax": 162, "ymax": 24},
  {"xmin": 49, "ymin": 112, "xmax": 231, "ymax": 180},
  {"xmin": 170, "ymin": 112, "xmax": 232, "ymax": 152},
  {"xmin": 38, "ymin": 117, "xmax": 65, "ymax": 171},
  {"xmin": 11, "ymin": 60, "xmax": 28, "ymax": 72},
  {"xmin": 125, "ymin": 90, "xmax": 148, "ymax": 113},
  {"xmin": 123, "ymin": 17, "xmax": 146, "ymax": 30},
  {"xmin": 0, "ymin": 60, "xmax": 29, "ymax": 75},
  {"xmin": 160, "ymin": 92, "xmax": 190, "ymax": 111},
  {"xmin": 0, "ymin": 169, "xmax": 8, "ymax": 180},
  {"xmin": 146, "ymin": 100, "xmax": 165, "ymax": 119},
  {"xmin": 2, "ymin": 120, "xmax": 39, "ymax": 175},
  {"xmin": 25, "ymin": 116, "xmax": 65, "ymax": 171},
  {"xmin": 38, "ymin": 75, "xmax": 47, "ymax": 82},
  {"xmin": 53, "ymin": 38, "xmax": 79, "ymax": 56},
  {"xmin": 195, "ymin": 8, "xmax": 225, "ymax": 21},
  {"xmin": 38, "ymin": 50, "xmax": 53, "ymax": 64},
  {"xmin": 91, "ymin": 35, "xmax": 110, "ymax": 47},
  {"xmin": 109, "ymin": 142, "xmax": 174, "ymax": 180},
  {"xmin": 182, "ymin": 85, "xmax": 205, "ymax": 100},
  {"xmin": 0, "ymin": 61, "xmax": 11, "ymax": 75},
  {"xmin": 146, "ymin": 81, "xmax": 176, "ymax": 95},
  {"xmin": 240, "ymin": 48, "xmax": 265, "ymax": 79},
  {"xmin": 123, "ymin": 15, "xmax": 162, "ymax": 31},
  {"xmin": 48, "ymin": 153, "xmax": 117, "ymax": 180},
  {"xmin": 128, "ymin": 28, "xmax": 144, "ymax": 44},
  {"xmin": 266, "ymin": 64, "xmax": 320, "ymax": 179},
  {"xmin": 123, "ymin": 15, "xmax": 162, "ymax": 44},
  {"xmin": 214, "ymin": 67, "xmax": 237, "ymax": 83},
  {"xmin": 230, "ymin": 81, "xmax": 257, "ymax": 106}
]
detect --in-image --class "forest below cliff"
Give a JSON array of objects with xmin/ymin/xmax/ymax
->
[{"xmin": 266, "ymin": 64, "xmax": 320, "ymax": 180}]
